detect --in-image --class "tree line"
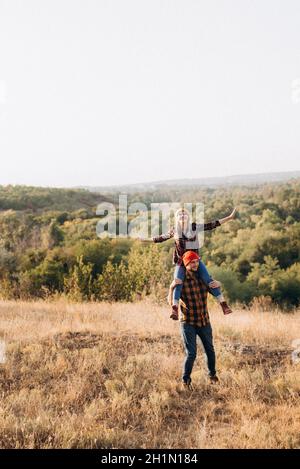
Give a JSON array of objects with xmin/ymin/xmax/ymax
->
[{"xmin": 0, "ymin": 180, "xmax": 300, "ymax": 308}]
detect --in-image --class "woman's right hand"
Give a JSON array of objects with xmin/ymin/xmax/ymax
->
[{"xmin": 137, "ymin": 236, "xmax": 149, "ymax": 242}]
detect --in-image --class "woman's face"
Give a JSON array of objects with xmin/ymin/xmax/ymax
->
[{"xmin": 177, "ymin": 211, "xmax": 188, "ymax": 223}]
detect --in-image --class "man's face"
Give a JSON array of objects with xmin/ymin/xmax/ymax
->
[{"xmin": 186, "ymin": 259, "xmax": 199, "ymax": 272}]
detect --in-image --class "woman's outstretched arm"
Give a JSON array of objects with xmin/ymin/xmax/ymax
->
[
  {"xmin": 195, "ymin": 208, "xmax": 237, "ymax": 232},
  {"xmin": 137, "ymin": 229, "xmax": 174, "ymax": 243},
  {"xmin": 218, "ymin": 207, "xmax": 237, "ymax": 225},
  {"xmin": 152, "ymin": 230, "xmax": 174, "ymax": 242}
]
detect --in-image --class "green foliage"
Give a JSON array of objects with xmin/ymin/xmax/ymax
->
[
  {"xmin": 41, "ymin": 220, "xmax": 65, "ymax": 249},
  {"xmin": 97, "ymin": 244, "xmax": 172, "ymax": 302},
  {"xmin": 208, "ymin": 265, "xmax": 255, "ymax": 303},
  {"xmin": 72, "ymin": 238, "xmax": 132, "ymax": 275},
  {"xmin": 274, "ymin": 264, "xmax": 300, "ymax": 307},
  {"xmin": 0, "ymin": 185, "xmax": 111, "ymax": 211},
  {"xmin": 248, "ymin": 259, "xmax": 300, "ymax": 307},
  {"xmin": 64, "ymin": 255, "xmax": 94, "ymax": 301},
  {"xmin": 0, "ymin": 245, "xmax": 17, "ymax": 278},
  {"xmin": 97, "ymin": 260, "xmax": 131, "ymax": 302},
  {"xmin": 1, "ymin": 180, "xmax": 300, "ymax": 308}
]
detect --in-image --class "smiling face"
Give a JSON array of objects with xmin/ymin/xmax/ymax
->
[
  {"xmin": 176, "ymin": 209, "xmax": 189, "ymax": 224},
  {"xmin": 186, "ymin": 259, "xmax": 199, "ymax": 272}
]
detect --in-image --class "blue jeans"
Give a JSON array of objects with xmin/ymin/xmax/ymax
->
[
  {"xmin": 180, "ymin": 322, "xmax": 216, "ymax": 382},
  {"xmin": 173, "ymin": 261, "xmax": 221, "ymax": 304}
]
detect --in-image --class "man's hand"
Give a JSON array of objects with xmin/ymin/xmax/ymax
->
[{"xmin": 208, "ymin": 280, "xmax": 221, "ymax": 289}]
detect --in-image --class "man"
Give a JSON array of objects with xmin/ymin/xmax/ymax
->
[{"xmin": 174, "ymin": 250, "xmax": 222, "ymax": 388}]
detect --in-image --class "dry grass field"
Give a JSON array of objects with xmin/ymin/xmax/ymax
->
[{"xmin": 0, "ymin": 298, "xmax": 299, "ymax": 449}]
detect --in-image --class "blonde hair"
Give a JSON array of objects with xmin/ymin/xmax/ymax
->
[{"xmin": 174, "ymin": 208, "xmax": 191, "ymax": 239}]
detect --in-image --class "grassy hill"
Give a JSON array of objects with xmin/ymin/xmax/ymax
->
[{"xmin": 0, "ymin": 299, "xmax": 299, "ymax": 448}]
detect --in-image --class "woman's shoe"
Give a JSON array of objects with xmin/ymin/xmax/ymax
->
[
  {"xmin": 170, "ymin": 304, "xmax": 179, "ymax": 320},
  {"xmin": 220, "ymin": 301, "xmax": 233, "ymax": 315}
]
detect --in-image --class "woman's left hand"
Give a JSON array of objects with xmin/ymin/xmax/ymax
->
[
  {"xmin": 208, "ymin": 280, "xmax": 221, "ymax": 289},
  {"xmin": 219, "ymin": 208, "xmax": 237, "ymax": 225}
]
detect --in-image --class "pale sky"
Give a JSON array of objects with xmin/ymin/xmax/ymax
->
[{"xmin": 0, "ymin": 0, "xmax": 299, "ymax": 187}]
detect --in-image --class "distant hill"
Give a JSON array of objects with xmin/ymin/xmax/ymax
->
[
  {"xmin": 1, "ymin": 171, "xmax": 299, "ymax": 212},
  {"xmin": 76, "ymin": 170, "xmax": 300, "ymax": 193},
  {"xmin": 0, "ymin": 185, "xmax": 112, "ymax": 212}
]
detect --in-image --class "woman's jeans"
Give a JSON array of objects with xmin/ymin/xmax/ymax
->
[
  {"xmin": 180, "ymin": 322, "xmax": 216, "ymax": 382},
  {"xmin": 173, "ymin": 261, "xmax": 221, "ymax": 304}
]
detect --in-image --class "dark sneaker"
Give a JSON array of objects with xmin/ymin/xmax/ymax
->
[
  {"xmin": 209, "ymin": 375, "xmax": 219, "ymax": 384},
  {"xmin": 170, "ymin": 304, "xmax": 179, "ymax": 320},
  {"xmin": 220, "ymin": 301, "xmax": 233, "ymax": 315}
]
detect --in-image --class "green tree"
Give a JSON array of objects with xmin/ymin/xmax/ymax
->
[{"xmin": 64, "ymin": 255, "xmax": 94, "ymax": 301}]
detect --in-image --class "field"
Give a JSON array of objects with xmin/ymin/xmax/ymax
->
[{"xmin": 0, "ymin": 299, "xmax": 299, "ymax": 449}]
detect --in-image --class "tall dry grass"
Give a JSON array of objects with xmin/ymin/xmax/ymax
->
[{"xmin": 0, "ymin": 298, "xmax": 299, "ymax": 449}]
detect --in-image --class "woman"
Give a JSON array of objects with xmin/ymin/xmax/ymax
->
[{"xmin": 139, "ymin": 207, "xmax": 236, "ymax": 319}]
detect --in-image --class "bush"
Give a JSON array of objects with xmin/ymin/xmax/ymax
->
[
  {"xmin": 208, "ymin": 265, "xmax": 256, "ymax": 304},
  {"xmin": 64, "ymin": 256, "xmax": 94, "ymax": 301},
  {"xmin": 97, "ymin": 260, "xmax": 131, "ymax": 302},
  {"xmin": 96, "ymin": 244, "xmax": 172, "ymax": 302}
]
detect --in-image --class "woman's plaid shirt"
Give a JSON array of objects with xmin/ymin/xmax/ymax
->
[
  {"xmin": 152, "ymin": 220, "xmax": 220, "ymax": 265},
  {"xmin": 179, "ymin": 270, "xmax": 210, "ymax": 327}
]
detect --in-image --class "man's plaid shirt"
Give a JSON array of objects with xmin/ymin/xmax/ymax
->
[{"xmin": 179, "ymin": 270, "xmax": 210, "ymax": 327}]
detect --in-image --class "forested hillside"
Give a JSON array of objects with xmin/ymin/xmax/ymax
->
[{"xmin": 0, "ymin": 180, "xmax": 300, "ymax": 308}]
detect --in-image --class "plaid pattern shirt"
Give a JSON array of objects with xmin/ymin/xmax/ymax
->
[
  {"xmin": 179, "ymin": 270, "xmax": 210, "ymax": 327},
  {"xmin": 152, "ymin": 220, "xmax": 220, "ymax": 265}
]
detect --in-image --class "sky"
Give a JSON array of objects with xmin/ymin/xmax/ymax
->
[{"xmin": 0, "ymin": 0, "xmax": 299, "ymax": 188}]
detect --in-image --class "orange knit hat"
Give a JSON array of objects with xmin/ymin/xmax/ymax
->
[{"xmin": 182, "ymin": 251, "xmax": 200, "ymax": 267}]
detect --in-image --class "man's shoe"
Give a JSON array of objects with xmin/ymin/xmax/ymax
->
[
  {"xmin": 209, "ymin": 375, "xmax": 219, "ymax": 384},
  {"xmin": 220, "ymin": 301, "xmax": 233, "ymax": 315},
  {"xmin": 182, "ymin": 378, "xmax": 193, "ymax": 390},
  {"xmin": 170, "ymin": 304, "xmax": 179, "ymax": 320}
]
